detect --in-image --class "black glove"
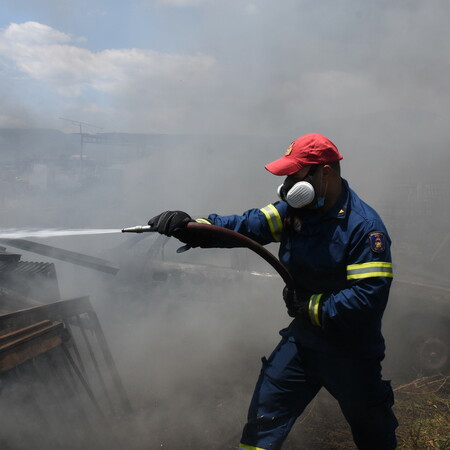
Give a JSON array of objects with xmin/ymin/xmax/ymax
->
[
  {"xmin": 148, "ymin": 211, "xmax": 192, "ymax": 237},
  {"xmin": 283, "ymin": 286, "xmax": 309, "ymax": 319},
  {"xmin": 175, "ymin": 227, "xmax": 218, "ymax": 252},
  {"xmin": 147, "ymin": 211, "xmax": 217, "ymax": 251}
]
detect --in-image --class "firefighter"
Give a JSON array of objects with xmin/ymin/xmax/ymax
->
[{"xmin": 148, "ymin": 133, "xmax": 398, "ymax": 450}]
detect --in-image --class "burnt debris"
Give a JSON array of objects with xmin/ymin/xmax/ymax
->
[{"xmin": 0, "ymin": 246, "xmax": 130, "ymax": 449}]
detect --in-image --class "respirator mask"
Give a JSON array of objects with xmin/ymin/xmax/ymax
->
[{"xmin": 277, "ymin": 165, "xmax": 326, "ymax": 209}]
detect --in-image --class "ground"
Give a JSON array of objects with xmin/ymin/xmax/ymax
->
[
  {"xmin": 140, "ymin": 374, "xmax": 449, "ymax": 450},
  {"xmin": 394, "ymin": 375, "xmax": 449, "ymax": 450},
  {"xmin": 280, "ymin": 374, "xmax": 450, "ymax": 450}
]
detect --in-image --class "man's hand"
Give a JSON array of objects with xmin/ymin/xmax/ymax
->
[
  {"xmin": 147, "ymin": 211, "xmax": 216, "ymax": 250},
  {"xmin": 283, "ymin": 287, "xmax": 308, "ymax": 318},
  {"xmin": 148, "ymin": 211, "xmax": 192, "ymax": 236}
]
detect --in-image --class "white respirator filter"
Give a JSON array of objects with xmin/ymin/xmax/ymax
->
[{"xmin": 277, "ymin": 181, "xmax": 315, "ymax": 208}]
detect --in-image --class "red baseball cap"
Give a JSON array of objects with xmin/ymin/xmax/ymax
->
[{"xmin": 265, "ymin": 133, "xmax": 343, "ymax": 176}]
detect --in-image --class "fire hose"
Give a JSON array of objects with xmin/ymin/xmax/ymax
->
[{"xmin": 122, "ymin": 222, "xmax": 296, "ymax": 289}]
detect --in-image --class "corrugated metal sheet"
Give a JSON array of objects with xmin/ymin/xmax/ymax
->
[{"xmin": 0, "ymin": 261, "xmax": 54, "ymax": 276}]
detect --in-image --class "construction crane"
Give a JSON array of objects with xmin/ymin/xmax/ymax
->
[{"xmin": 59, "ymin": 118, "xmax": 102, "ymax": 173}]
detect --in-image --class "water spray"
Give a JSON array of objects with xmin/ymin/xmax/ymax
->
[
  {"xmin": 0, "ymin": 228, "xmax": 121, "ymax": 240},
  {"xmin": 0, "ymin": 228, "xmax": 121, "ymax": 274}
]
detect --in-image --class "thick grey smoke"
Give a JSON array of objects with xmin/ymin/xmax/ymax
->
[{"xmin": 0, "ymin": 1, "xmax": 449, "ymax": 448}]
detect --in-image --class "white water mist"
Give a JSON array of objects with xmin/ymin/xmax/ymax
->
[{"xmin": 0, "ymin": 228, "xmax": 121, "ymax": 239}]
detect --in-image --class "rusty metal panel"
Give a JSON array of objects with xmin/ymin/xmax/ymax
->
[
  {"xmin": 0, "ymin": 296, "xmax": 93, "ymax": 335},
  {"xmin": 0, "ymin": 320, "xmax": 53, "ymax": 345},
  {"xmin": 0, "ymin": 321, "xmax": 69, "ymax": 373},
  {"xmin": 0, "ymin": 296, "xmax": 131, "ymax": 414}
]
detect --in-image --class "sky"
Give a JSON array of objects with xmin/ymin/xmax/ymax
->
[{"xmin": 1, "ymin": 0, "xmax": 449, "ymax": 137}]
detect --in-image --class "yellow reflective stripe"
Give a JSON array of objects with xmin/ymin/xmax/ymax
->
[
  {"xmin": 195, "ymin": 218, "xmax": 212, "ymax": 224},
  {"xmin": 347, "ymin": 262, "xmax": 393, "ymax": 270},
  {"xmin": 308, "ymin": 294, "xmax": 323, "ymax": 327},
  {"xmin": 259, "ymin": 204, "xmax": 283, "ymax": 242},
  {"xmin": 347, "ymin": 262, "xmax": 393, "ymax": 280},
  {"xmin": 348, "ymin": 272, "xmax": 394, "ymax": 280},
  {"xmin": 239, "ymin": 444, "xmax": 268, "ymax": 450}
]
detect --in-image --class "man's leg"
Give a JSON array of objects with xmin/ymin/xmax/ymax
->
[
  {"xmin": 320, "ymin": 355, "xmax": 398, "ymax": 450},
  {"xmin": 239, "ymin": 332, "xmax": 321, "ymax": 450},
  {"xmin": 338, "ymin": 379, "xmax": 397, "ymax": 450}
]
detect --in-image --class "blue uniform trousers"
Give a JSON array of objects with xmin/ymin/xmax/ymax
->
[{"xmin": 240, "ymin": 330, "xmax": 398, "ymax": 450}]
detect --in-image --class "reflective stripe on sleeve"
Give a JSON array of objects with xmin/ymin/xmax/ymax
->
[
  {"xmin": 259, "ymin": 204, "xmax": 283, "ymax": 242},
  {"xmin": 347, "ymin": 262, "xmax": 393, "ymax": 280},
  {"xmin": 240, "ymin": 444, "xmax": 268, "ymax": 450},
  {"xmin": 195, "ymin": 218, "xmax": 212, "ymax": 224},
  {"xmin": 308, "ymin": 294, "xmax": 323, "ymax": 327}
]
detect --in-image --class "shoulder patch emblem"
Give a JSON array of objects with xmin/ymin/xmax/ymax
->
[
  {"xmin": 284, "ymin": 142, "xmax": 293, "ymax": 156},
  {"xmin": 369, "ymin": 231, "xmax": 386, "ymax": 253}
]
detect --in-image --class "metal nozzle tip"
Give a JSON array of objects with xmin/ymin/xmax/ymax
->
[{"xmin": 121, "ymin": 225, "xmax": 153, "ymax": 233}]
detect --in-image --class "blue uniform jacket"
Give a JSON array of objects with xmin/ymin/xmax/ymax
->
[{"xmin": 203, "ymin": 179, "xmax": 393, "ymax": 358}]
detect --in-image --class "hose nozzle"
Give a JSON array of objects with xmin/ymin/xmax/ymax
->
[{"xmin": 122, "ymin": 225, "xmax": 153, "ymax": 233}]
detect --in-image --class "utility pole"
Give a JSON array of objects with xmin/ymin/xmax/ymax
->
[{"xmin": 59, "ymin": 118, "xmax": 102, "ymax": 177}]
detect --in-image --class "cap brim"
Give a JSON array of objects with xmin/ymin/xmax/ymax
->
[{"xmin": 264, "ymin": 157, "xmax": 305, "ymax": 176}]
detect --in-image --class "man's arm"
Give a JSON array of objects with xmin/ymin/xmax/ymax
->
[
  {"xmin": 204, "ymin": 201, "xmax": 286, "ymax": 247},
  {"xmin": 148, "ymin": 201, "xmax": 287, "ymax": 248},
  {"xmin": 307, "ymin": 222, "xmax": 393, "ymax": 331}
]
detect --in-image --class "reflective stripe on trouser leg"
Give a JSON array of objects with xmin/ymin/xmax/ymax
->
[
  {"xmin": 240, "ymin": 332, "xmax": 321, "ymax": 450},
  {"xmin": 239, "ymin": 444, "xmax": 269, "ymax": 450}
]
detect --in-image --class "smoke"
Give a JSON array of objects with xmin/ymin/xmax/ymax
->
[
  {"xmin": 98, "ymin": 271, "xmax": 285, "ymax": 448},
  {"xmin": 0, "ymin": 1, "xmax": 449, "ymax": 448},
  {"xmin": 1, "ymin": 2, "xmax": 449, "ymax": 134}
]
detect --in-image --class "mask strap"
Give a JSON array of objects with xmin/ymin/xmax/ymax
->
[{"xmin": 308, "ymin": 168, "xmax": 327, "ymax": 209}]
